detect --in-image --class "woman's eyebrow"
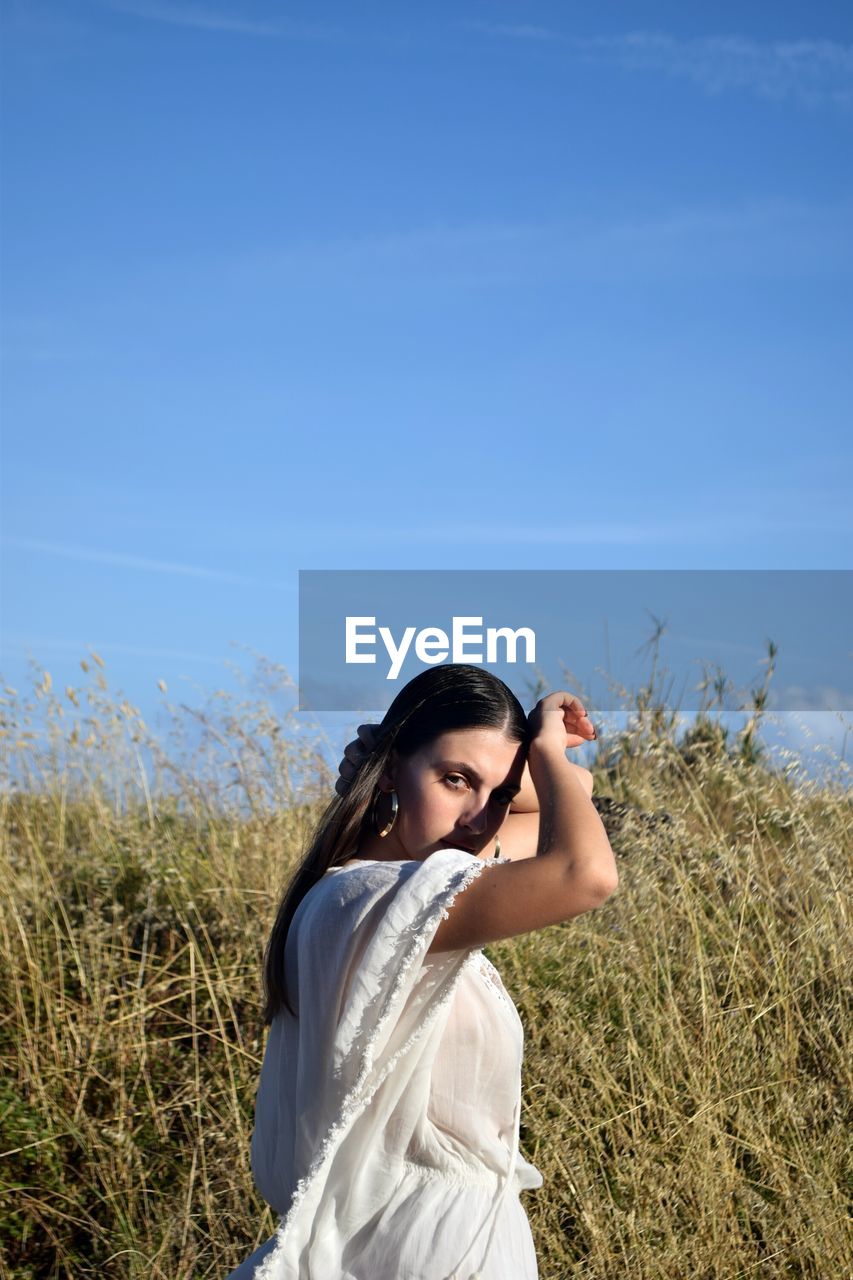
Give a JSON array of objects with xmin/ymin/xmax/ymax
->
[{"xmin": 434, "ymin": 761, "xmax": 521, "ymax": 793}]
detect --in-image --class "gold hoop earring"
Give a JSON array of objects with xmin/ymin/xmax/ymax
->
[
  {"xmin": 493, "ymin": 836, "xmax": 501, "ymax": 859},
  {"xmin": 373, "ymin": 788, "xmax": 398, "ymax": 837}
]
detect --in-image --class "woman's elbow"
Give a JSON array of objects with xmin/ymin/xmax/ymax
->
[
  {"xmin": 591, "ymin": 865, "xmax": 619, "ymax": 904},
  {"xmin": 560, "ymin": 860, "xmax": 619, "ymax": 915}
]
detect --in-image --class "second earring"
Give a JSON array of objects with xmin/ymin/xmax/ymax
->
[{"xmin": 373, "ymin": 788, "xmax": 398, "ymax": 837}]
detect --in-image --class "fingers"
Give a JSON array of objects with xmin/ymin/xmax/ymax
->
[
  {"xmin": 574, "ymin": 710, "xmax": 596, "ymax": 739},
  {"xmin": 555, "ymin": 694, "xmax": 593, "ymax": 731},
  {"xmin": 341, "ymin": 726, "xmax": 377, "ymax": 768},
  {"xmin": 336, "ymin": 723, "xmax": 383, "ymax": 797},
  {"xmin": 558, "ymin": 693, "xmax": 589, "ymax": 722},
  {"xmin": 530, "ymin": 691, "xmax": 597, "ymax": 741},
  {"xmin": 535, "ymin": 691, "xmax": 586, "ymax": 718},
  {"xmin": 334, "ymin": 747, "xmax": 360, "ymax": 799}
]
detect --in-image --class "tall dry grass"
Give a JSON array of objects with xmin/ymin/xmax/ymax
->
[{"xmin": 0, "ymin": 650, "xmax": 850, "ymax": 1278}]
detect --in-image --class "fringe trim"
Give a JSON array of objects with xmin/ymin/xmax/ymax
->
[
  {"xmin": 472, "ymin": 952, "xmax": 517, "ymax": 1016},
  {"xmin": 253, "ymin": 853, "xmax": 492, "ymax": 1280}
]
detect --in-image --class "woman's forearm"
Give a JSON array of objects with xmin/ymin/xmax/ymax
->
[
  {"xmin": 510, "ymin": 756, "xmax": 594, "ymax": 814},
  {"xmin": 528, "ymin": 741, "xmax": 617, "ymax": 889},
  {"xmin": 509, "ymin": 759, "xmax": 539, "ymax": 814}
]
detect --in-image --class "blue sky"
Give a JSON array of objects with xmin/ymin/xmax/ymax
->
[{"xmin": 1, "ymin": 1, "xmax": 851, "ymax": 772}]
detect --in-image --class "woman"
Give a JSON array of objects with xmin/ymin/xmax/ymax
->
[{"xmin": 229, "ymin": 664, "xmax": 617, "ymax": 1280}]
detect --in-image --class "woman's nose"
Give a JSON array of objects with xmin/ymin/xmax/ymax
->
[{"xmin": 462, "ymin": 805, "xmax": 489, "ymax": 834}]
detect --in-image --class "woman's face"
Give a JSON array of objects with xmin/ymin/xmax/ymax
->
[{"xmin": 373, "ymin": 727, "xmax": 527, "ymax": 863}]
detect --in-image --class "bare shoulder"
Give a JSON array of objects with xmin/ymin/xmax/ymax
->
[{"xmin": 428, "ymin": 852, "xmax": 618, "ymax": 955}]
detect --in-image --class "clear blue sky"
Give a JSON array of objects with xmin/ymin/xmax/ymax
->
[{"xmin": 1, "ymin": 1, "xmax": 851, "ymax": 770}]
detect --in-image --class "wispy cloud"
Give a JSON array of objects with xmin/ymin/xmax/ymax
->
[
  {"xmin": 101, "ymin": 1, "xmax": 340, "ymax": 40},
  {"xmin": 1, "ymin": 535, "xmax": 294, "ymax": 590},
  {"xmin": 0, "ymin": 631, "xmax": 227, "ymax": 667},
  {"xmin": 768, "ymin": 686, "xmax": 853, "ymax": 712},
  {"xmin": 231, "ymin": 198, "xmax": 853, "ymax": 289},
  {"xmin": 467, "ymin": 24, "xmax": 853, "ymax": 108},
  {"xmin": 480, "ymin": 23, "xmax": 555, "ymax": 43},
  {"xmin": 331, "ymin": 506, "xmax": 851, "ymax": 546},
  {"xmin": 589, "ymin": 32, "xmax": 853, "ymax": 107},
  {"xmin": 359, "ymin": 521, "xmax": 675, "ymax": 546}
]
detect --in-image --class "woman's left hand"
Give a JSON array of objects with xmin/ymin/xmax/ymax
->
[{"xmin": 335, "ymin": 723, "xmax": 381, "ymax": 796}]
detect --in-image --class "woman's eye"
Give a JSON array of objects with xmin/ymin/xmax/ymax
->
[{"xmin": 445, "ymin": 774, "xmax": 468, "ymax": 789}]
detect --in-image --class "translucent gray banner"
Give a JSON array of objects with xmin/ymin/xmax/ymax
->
[{"xmin": 298, "ymin": 570, "xmax": 851, "ymax": 713}]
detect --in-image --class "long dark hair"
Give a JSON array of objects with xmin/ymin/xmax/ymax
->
[{"xmin": 261, "ymin": 663, "xmax": 531, "ymax": 1022}]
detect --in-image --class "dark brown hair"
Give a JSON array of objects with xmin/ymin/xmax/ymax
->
[{"xmin": 261, "ymin": 663, "xmax": 530, "ymax": 1022}]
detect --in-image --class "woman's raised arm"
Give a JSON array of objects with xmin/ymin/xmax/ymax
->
[
  {"xmin": 427, "ymin": 693, "xmax": 618, "ymax": 953},
  {"xmin": 497, "ymin": 756, "xmax": 593, "ymax": 862}
]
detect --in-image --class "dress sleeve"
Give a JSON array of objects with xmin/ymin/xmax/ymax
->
[{"xmin": 253, "ymin": 848, "xmax": 493, "ymax": 1280}]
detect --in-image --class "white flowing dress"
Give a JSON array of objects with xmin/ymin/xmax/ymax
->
[{"xmin": 228, "ymin": 847, "xmax": 542, "ymax": 1280}]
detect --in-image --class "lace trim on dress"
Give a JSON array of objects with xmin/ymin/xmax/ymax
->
[{"xmin": 471, "ymin": 952, "xmax": 516, "ymax": 1015}]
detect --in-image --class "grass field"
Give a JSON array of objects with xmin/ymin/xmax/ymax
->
[{"xmin": 1, "ymin": 653, "xmax": 850, "ymax": 1278}]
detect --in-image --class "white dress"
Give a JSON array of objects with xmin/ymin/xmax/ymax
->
[{"xmin": 228, "ymin": 847, "xmax": 542, "ymax": 1280}]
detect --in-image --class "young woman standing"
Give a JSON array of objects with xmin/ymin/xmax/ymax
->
[{"xmin": 228, "ymin": 663, "xmax": 617, "ymax": 1279}]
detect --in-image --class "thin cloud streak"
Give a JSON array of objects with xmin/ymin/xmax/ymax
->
[
  {"xmin": 2, "ymin": 536, "xmax": 295, "ymax": 590},
  {"xmin": 369, "ymin": 523, "xmax": 668, "ymax": 545},
  {"xmin": 339, "ymin": 511, "xmax": 851, "ymax": 545},
  {"xmin": 0, "ymin": 632, "xmax": 228, "ymax": 667},
  {"xmin": 591, "ymin": 32, "xmax": 853, "ymax": 107},
  {"xmin": 468, "ymin": 24, "xmax": 853, "ymax": 108},
  {"xmin": 102, "ymin": 1, "xmax": 340, "ymax": 40},
  {"xmin": 770, "ymin": 685, "xmax": 853, "ymax": 712},
  {"xmin": 479, "ymin": 23, "xmax": 555, "ymax": 43},
  {"xmin": 234, "ymin": 198, "xmax": 853, "ymax": 288}
]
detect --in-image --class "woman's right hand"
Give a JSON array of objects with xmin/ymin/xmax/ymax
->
[
  {"xmin": 527, "ymin": 692, "xmax": 596, "ymax": 799},
  {"xmin": 527, "ymin": 691, "xmax": 596, "ymax": 754}
]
